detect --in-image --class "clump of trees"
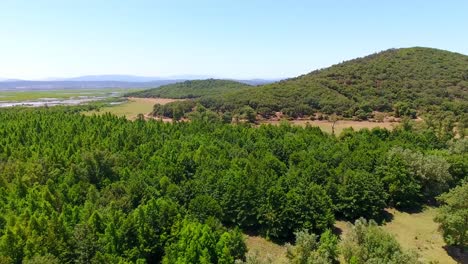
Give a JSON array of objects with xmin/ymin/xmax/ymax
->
[
  {"xmin": 152, "ymin": 100, "xmax": 196, "ymax": 120},
  {"xmin": 286, "ymin": 229, "xmax": 339, "ymax": 264}
]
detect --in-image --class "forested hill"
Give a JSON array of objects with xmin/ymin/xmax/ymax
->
[
  {"xmin": 200, "ymin": 47, "xmax": 468, "ymax": 119},
  {"xmin": 126, "ymin": 79, "xmax": 252, "ymax": 99}
]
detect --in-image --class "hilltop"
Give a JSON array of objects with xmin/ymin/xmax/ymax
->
[
  {"xmin": 198, "ymin": 47, "xmax": 468, "ymax": 119},
  {"xmin": 126, "ymin": 79, "xmax": 252, "ymax": 99}
]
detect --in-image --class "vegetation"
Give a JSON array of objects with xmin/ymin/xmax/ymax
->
[
  {"xmin": 203, "ymin": 47, "xmax": 468, "ymax": 120},
  {"xmin": 0, "ymin": 106, "xmax": 465, "ymax": 263},
  {"xmin": 435, "ymin": 181, "xmax": 468, "ymax": 249},
  {"xmin": 130, "ymin": 48, "xmax": 468, "ymax": 123},
  {"xmin": 126, "ymin": 79, "xmax": 251, "ymax": 99},
  {"xmin": 286, "ymin": 229, "xmax": 339, "ymax": 264}
]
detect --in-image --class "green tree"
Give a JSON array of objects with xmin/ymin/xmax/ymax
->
[
  {"xmin": 189, "ymin": 195, "xmax": 223, "ymax": 222},
  {"xmin": 286, "ymin": 229, "xmax": 338, "ymax": 264},
  {"xmin": 337, "ymin": 170, "xmax": 387, "ymax": 220},
  {"xmin": 163, "ymin": 220, "xmax": 218, "ymax": 264},
  {"xmin": 434, "ymin": 182, "xmax": 468, "ymax": 248}
]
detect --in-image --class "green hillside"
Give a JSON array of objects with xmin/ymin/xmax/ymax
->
[
  {"xmin": 126, "ymin": 79, "xmax": 251, "ymax": 99},
  {"xmin": 201, "ymin": 47, "xmax": 468, "ymax": 119}
]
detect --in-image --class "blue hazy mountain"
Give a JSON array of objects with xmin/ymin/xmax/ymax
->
[
  {"xmin": 0, "ymin": 75, "xmax": 280, "ymax": 90},
  {"xmin": 56, "ymin": 75, "xmax": 163, "ymax": 82}
]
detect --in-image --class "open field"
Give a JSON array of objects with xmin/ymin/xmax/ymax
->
[
  {"xmin": 260, "ymin": 119, "xmax": 399, "ymax": 134},
  {"xmin": 85, "ymin": 97, "xmax": 182, "ymax": 119},
  {"xmin": 248, "ymin": 207, "xmax": 459, "ymax": 264}
]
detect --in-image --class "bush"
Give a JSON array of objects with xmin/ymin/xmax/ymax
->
[{"xmin": 340, "ymin": 218, "xmax": 420, "ymax": 264}]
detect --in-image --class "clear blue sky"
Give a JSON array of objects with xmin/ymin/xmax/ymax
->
[{"xmin": 1, "ymin": 0, "xmax": 467, "ymax": 79}]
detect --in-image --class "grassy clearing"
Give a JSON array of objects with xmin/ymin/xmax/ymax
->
[
  {"xmin": 247, "ymin": 208, "xmax": 456, "ymax": 264},
  {"xmin": 0, "ymin": 88, "xmax": 140, "ymax": 101},
  {"xmin": 85, "ymin": 97, "xmax": 182, "ymax": 120},
  {"xmin": 260, "ymin": 120, "xmax": 398, "ymax": 134},
  {"xmin": 336, "ymin": 207, "xmax": 456, "ymax": 264},
  {"xmin": 383, "ymin": 208, "xmax": 456, "ymax": 264}
]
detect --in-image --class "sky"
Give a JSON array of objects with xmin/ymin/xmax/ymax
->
[{"xmin": 0, "ymin": 0, "xmax": 467, "ymax": 80}]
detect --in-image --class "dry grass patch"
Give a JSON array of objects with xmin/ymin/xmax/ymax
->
[
  {"xmin": 244, "ymin": 235, "xmax": 288, "ymax": 264},
  {"xmin": 383, "ymin": 208, "xmax": 456, "ymax": 264},
  {"xmin": 85, "ymin": 97, "xmax": 183, "ymax": 120}
]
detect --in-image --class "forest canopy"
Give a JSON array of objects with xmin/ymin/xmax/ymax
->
[
  {"xmin": 126, "ymin": 79, "xmax": 251, "ymax": 99},
  {"xmin": 0, "ymin": 107, "xmax": 466, "ymax": 263}
]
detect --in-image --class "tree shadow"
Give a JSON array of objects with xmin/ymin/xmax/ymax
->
[
  {"xmin": 241, "ymin": 227, "xmax": 291, "ymax": 245},
  {"xmin": 374, "ymin": 209, "xmax": 394, "ymax": 224},
  {"xmin": 332, "ymin": 225, "xmax": 343, "ymax": 237},
  {"xmin": 396, "ymin": 204, "xmax": 424, "ymax": 214},
  {"xmin": 443, "ymin": 245, "xmax": 468, "ymax": 264}
]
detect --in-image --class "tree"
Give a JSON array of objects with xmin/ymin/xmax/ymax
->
[
  {"xmin": 73, "ymin": 224, "xmax": 99, "ymax": 264},
  {"xmin": 340, "ymin": 218, "xmax": 420, "ymax": 264},
  {"xmin": 286, "ymin": 229, "xmax": 338, "ymax": 264},
  {"xmin": 386, "ymin": 147, "xmax": 452, "ymax": 200},
  {"xmin": 434, "ymin": 182, "xmax": 468, "ymax": 248},
  {"xmin": 328, "ymin": 114, "xmax": 340, "ymax": 135},
  {"xmin": 216, "ymin": 229, "xmax": 247, "ymax": 263},
  {"xmin": 23, "ymin": 254, "xmax": 60, "ymax": 264},
  {"xmin": 337, "ymin": 170, "xmax": 387, "ymax": 220},
  {"xmin": 240, "ymin": 106, "xmax": 256, "ymax": 123},
  {"xmin": 189, "ymin": 195, "xmax": 223, "ymax": 222},
  {"xmin": 377, "ymin": 153, "xmax": 422, "ymax": 209},
  {"xmin": 163, "ymin": 220, "xmax": 246, "ymax": 264},
  {"xmin": 0, "ymin": 228, "xmax": 24, "ymax": 264},
  {"xmin": 163, "ymin": 220, "xmax": 217, "ymax": 264},
  {"xmin": 394, "ymin": 102, "xmax": 416, "ymax": 119}
]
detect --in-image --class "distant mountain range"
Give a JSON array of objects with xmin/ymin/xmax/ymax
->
[{"xmin": 0, "ymin": 75, "xmax": 279, "ymax": 90}]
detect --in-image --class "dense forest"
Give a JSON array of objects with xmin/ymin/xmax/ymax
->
[
  {"xmin": 0, "ymin": 107, "xmax": 466, "ymax": 263},
  {"xmin": 126, "ymin": 79, "xmax": 251, "ymax": 99},
  {"xmin": 131, "ymin": 48, "xmax": 468, "ymax": 122}
]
